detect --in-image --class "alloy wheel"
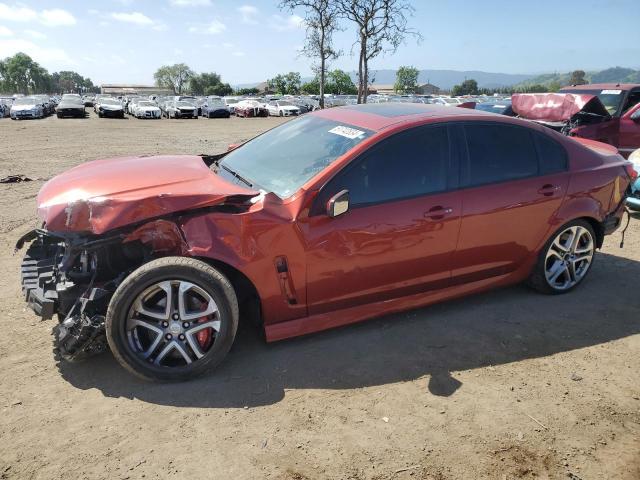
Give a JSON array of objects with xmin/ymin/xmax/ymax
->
[
  {"xmin": 126, "ymin": 280, "xmax": 220, "ymax": 367},
  {"xmin": 544, "ymin": 225, "xmax": 594, "ymax": 291}
]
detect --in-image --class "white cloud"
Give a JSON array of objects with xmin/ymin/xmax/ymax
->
[
  {"xmin": 111, "ymin": 12, "xmax": 154, "ymax": 26},
  {"xmin": 232, "ymin": 51, "xmax": 245, "ymax": 57},
  {"xmin": 88, "ymin": 9, "xmax": 100, "ymax": 15},
  {"xmin": 222, "ymin": 42, "xmax": 233, "ymax": 48},
  {"xmin": 237, "ymin": 5, "xmax": 258, "ymax": 24},
  {"xmin": 0, "ymin": 3, "xmax": 76, "ymax": 27},
  {"xmin": 0, "ymin": 38, "xmax": 73, "ymax": 66},
  {"xmin": 0, "ymin": 3, "xmax": 37, "ymax": 22},
  {"xmin": 0, "ymin": 25, "xmax": 12, "ymax": 36},
  {"xmin": 189, "ymin": 19, "xmax": 226, "ymax": 35},
  {"xmin": 40, "ymin": 9, "xmax": 76, "ymax": 26},
  {"xmin": 24, "ymin": 29, "xmax": 46, "ymax": 39},
  {"xmin": 170, "ymin": 0, "xmax": 211, "ymax": 6},
  {"xmin": 269, "ymin": 14, "xmax": 303, "ymax": 32}
]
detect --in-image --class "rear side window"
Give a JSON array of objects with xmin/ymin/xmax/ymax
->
[
  {"xmin": 534, "ymin": 132, "xmax": 568, "ymax": 175},
  {"xmin": 318, "ymin": 125, "xmax": 451, "ymax": 208},
  {"xmin": 463, "ymin": 123, "xmax": 538, "ymax": 186}
]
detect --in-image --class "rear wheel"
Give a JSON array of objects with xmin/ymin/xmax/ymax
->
[
  {"xmin": 528, "ymin": 219, "xmax": 596, "ymax": 294},
  {"xmin": 106, "ymin": 257, "xmax": 238, "ymax": 382}
]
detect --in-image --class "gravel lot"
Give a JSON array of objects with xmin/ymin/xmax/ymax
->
[{"xmin": 0, "ymin": 112, "xmax": 638, "ymax": 480}]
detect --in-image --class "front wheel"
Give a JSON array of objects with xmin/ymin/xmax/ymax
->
[
  {"xmin": 528, "ymin": 219, "xmax": 596, "ymax": 294},
  {"xmin": 106, "ymin": 257, "xmax": 239, "ymax": 382}
]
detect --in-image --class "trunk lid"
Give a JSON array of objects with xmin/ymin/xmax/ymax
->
[{"xmin": 512, "ymin": 93, "xmax": 610, "ymax": 122}]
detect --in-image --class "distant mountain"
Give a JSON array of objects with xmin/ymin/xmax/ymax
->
[
  {"xmin": 515, "ymin": 67, "xmax": 640, "ymax": 88},
  {"xmin": 235, "ymin": 67, "xmax": 640, "ymax": 91},
  {"xmin": 348, "ymin": 69, "xmax": 536, "ymax": 89}
]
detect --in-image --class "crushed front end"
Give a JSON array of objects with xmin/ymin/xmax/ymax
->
[{"xmin": 18, "ymin": 229, "xmax": 146, "ymax": 362}]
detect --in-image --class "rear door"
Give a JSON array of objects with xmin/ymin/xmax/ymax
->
[
  {"xmin": 452, "ymin": 122, "xmax": 570, "ymax": 283},
  {"xmin": 302, "ymin": 124, "xmax": 462, "ymax": 314}
]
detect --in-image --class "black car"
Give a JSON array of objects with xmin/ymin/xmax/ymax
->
[{"xmin": 56, "ymin": 94, "xmax": 86, "ymax": 118}]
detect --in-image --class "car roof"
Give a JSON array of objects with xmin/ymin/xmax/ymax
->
[
  {"xmin": 312, "ymin": 103, "xmax": 500, "ymax": 131},
  {"xmin": 560, "ymin": 83, "xmax": 640, "ymax": 91}
]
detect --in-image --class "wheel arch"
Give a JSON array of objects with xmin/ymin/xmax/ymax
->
[{"xmin": 192, "ymin": 256, "xmax": 263, "ymax": 330}]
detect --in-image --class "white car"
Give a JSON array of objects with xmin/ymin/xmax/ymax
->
[
  {"xmin": 267, "ymin": 100, "xmax": 300, "ymax": 117},
  {"xmin": 133, "ymin": 100, "xmax": 161, "ymax": 119},
  {"xmin": 222, "ymin": 97, "xmax": 240, "ymax": 114},
  {"xmin": 430, "ymin": 97, "xmax": 463, "ymax": 107},
  {"xmin": 10, "ymin": 96, "xmax": 44, "ymax": 120}
]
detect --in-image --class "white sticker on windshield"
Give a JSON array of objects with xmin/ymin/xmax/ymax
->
[
  {"xmin": 329, "ymin": 126, "xmax": 365, "ymax": 139},
  {"xmin": 601, "ymin": 89, "xmax": 622, "ymax": 95}
]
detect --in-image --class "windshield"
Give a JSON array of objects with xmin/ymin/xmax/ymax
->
[
  {"xmin": 220, "ymin": 116, "xmax": 373, "ymax": 198},
  {"xmin": 177, "ymin": 101, "xmax": 194, "ymax": 107},
  {"xmin": 278, "ymin": 100, "xmax": 293, "ymax": 106},
  {"xmin": 14, "ymin": 97, "xmax": 36, "ymax": 105},
  {"xmin": 138, "ymin": 101, "xmax": 154, "ymax": 106},
  {"xmin": 563, "ymin": 88, "xmax": 625, "ymax": 115},
  {"xmin": 101, "ymin": 99, "xmax": 121, "ymax": 106}
]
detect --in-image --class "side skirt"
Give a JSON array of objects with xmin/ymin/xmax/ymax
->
[{"xmin": 265, "ymin": 267, "xmax": 531, "ymax": 342}]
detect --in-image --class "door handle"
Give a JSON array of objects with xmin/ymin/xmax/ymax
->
[
  {"xmin": 537, "ymin": 184, "xmax": 560, "ymax": 196},
  {"xmin": 424, "ymin": 206, "xmax": 453, "ymax": 220}
]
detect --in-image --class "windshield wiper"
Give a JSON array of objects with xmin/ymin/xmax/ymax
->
[{"xmin": 221, "ymin": 164, "xmax": 254, "ymax": 188}]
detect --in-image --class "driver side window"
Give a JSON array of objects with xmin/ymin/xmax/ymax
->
[{"xmin": 317, "ymin": 125, "xmax": 452, "ymax": 210}]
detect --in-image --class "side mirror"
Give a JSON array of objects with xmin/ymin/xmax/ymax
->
[
  {"xmin": 631, "ymin": 109, "xmax": 640, "ymax": 122},
  {"xmin": 327, "ymin": 189, "xmax": 349, "ymax": 218}
]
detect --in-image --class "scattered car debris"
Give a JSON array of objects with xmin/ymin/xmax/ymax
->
[{"xmin": 0, "ymin": 175, "xmax": 32, "ymax": 184}]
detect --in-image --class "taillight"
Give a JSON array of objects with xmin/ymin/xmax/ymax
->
[{"xmin": 625, "ymin": 163, "xmax": 638, "ymax": 181}]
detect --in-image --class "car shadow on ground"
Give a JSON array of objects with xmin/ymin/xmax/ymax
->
[{"xmin": 58, "ymin": 252, "xmax": 640, "ymax": 407}]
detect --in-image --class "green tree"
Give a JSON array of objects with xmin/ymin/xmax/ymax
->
[
  {"xmin": 325, "ymin": 69, "xmax": 357, "ymax": 94},
  {"xmin": 0, "ymin": 52, "xmax": 52, "ymax": 94},
  {"xmin": 51, "ymin": 71, "xmax": 95, "ymax": 93},
  {"xmin": 451, "ymin": 79, "xmax": 479, "ymax": 96},
  {"xmin": 188, "ymin": 72, "xmax": 222, "ymax": 95},
  {"xmin": 300, "ymin": 78, "xmax": 320, "ymax": 94},
  {"xmin": 394, "ymin": 65, "xmax": 419, "ymax": 93},
  {"xmin": 205, "ymin": 82, "xmax": 233, "ymax": 96},
  {"xmin": 569, "ymin": 70, "xmax": 587, "ymax": 85},
  {"xmin": 268, "ymin": 72, "xmax": 302, "ymax": 95},
  {"xmin": 154, "ymin": 63, "xmax": 194, "ymax": 94},
  {"xmin": 236, "ymin": 87, "xmax": 260, "ymax": 95}
]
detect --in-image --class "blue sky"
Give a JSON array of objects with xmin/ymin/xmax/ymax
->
[{"xmin": 0, "ymin": 0, "xmax": 638, "ymax": 85}]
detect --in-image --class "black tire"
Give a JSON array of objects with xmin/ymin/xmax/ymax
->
[
  {"xmin": 106, "ymin": 257, "xmax": 239, "ymax": 382},
  {"xmin": 98, "ymin": 112, "xmax": 103, "ymax": 118},
  {"xmin": 527, "ymin": 219, "xmax": 596, "ymax": 295}
]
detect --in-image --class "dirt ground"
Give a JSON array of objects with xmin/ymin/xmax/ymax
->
[{"xmin": 0, "ymin": 112, "xmax": 638, "ymax": 480}]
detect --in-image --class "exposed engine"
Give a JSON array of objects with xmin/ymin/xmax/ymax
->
[{"xmin": 20, "ymin": 229, "xmax": 146, "ymax": 361}]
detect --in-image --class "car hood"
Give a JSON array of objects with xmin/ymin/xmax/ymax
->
[
  {"xmin": 99, "ymin": 104, "xmax": 122, "ymax": 110},
  {"xmin": 58, "ymin": 101, "xmax": 83, "ymax": 108},
  {"xmin": 12, "ymin": 104, "xmax": 37, "ymax": 111},
  {"xmin": 512, "ymin": 93, "xmax": 610, "ymax": 122},
  {"xmin": 37, "ymin": 155, "xmax": 259, "ymax": 234}
]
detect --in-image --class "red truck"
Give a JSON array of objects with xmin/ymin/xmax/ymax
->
[{"xmin": 512, "ymin": 83, "xmax": 640, "ymax": 158}]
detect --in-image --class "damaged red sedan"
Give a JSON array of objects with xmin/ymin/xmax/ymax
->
[{"xmin": 18, "ymin": 103, "xmax": 634, "ymax": 381}]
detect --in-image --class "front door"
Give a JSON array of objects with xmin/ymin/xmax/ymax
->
[{"xmin": 301, "ymin": 124, "xmax": 461, "ymax": 315}]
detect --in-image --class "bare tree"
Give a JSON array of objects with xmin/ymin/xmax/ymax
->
[
  {"xmin": 337, "ymin": 0, "xmax": 421, "ymax": 103},
  {"xmin": 280, "ymin": 0, "xmax": 341, "ymax": 109}
]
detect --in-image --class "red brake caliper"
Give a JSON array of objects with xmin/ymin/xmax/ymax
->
[{"xmin": 195, "ymin": 300, "xmax": 213, "ymax": 350}]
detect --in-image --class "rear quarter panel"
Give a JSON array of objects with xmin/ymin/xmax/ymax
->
[{"xmin": 553, "ymin": 137, "xmax": 630, "ymax": 232}]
